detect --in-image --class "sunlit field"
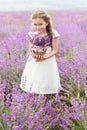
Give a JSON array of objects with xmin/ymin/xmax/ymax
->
[{"xmin": 0, "ymin": 10, "xmax": 87, "ymax": 130}]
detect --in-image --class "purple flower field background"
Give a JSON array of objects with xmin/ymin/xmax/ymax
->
[{"xmin": 0, "ymin": 10, "xmax": 87, "ymax": 130}]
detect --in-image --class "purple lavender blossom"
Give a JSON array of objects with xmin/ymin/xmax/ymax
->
[
  {"xmin": 0, "ymin": 11, "xmax": 87, "ymax": 130},
  {"xmin": 35, "ymin": 37, "xmax": 46, "ymax": 47},
  {"xmin": 35, "ymin": 35, "xmax": 51, "ymax": 47}
]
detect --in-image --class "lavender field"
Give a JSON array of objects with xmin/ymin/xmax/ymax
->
[{"xmin": 0, "ymin": 10, "xmax": 87, "ymax": 130}]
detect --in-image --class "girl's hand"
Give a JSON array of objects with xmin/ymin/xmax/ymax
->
[
  {"xmin": 32, "ymin": 54, "xmax": 45, "ymax": 62},
  {"xmin": 31, "ymin": 51, "xmax": 45, "ymax": 62},
  {"xmin": 31, "ymin": 52, "xmax": 39, "ymax": 60},
  {"xmin": 31, "ymin": 52, "xmax": 37, "ymax": 59},
  {"xmin": 35, "ymin": 55, "xmax": 45, "ymax": 62}
]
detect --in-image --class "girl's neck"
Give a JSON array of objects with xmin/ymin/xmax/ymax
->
[{"xmin": 38, "ymin": 31, "xmax": 48, "ymax": 37}]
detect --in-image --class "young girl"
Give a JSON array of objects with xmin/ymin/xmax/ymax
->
[{"xmin": 20, "ymin": 10, "xmax": 61, "ymax": 99}]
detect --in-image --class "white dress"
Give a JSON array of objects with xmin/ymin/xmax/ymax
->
[{"xmin": 20, "ymin": 29, "xmax": 61, "ymax": 94}]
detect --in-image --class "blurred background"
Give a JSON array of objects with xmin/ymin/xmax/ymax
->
[
  {"xmin": 0, "ymin": 0, "xmax": 87, "ymax": 11},
  {"xmin": 0, "ymin": 0, "xmax": 87, "ymax": 130}
]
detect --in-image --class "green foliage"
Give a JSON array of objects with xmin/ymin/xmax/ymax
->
[{"xmin": 72, "ymin": 119, "xmax": 84, "ymax": 130}]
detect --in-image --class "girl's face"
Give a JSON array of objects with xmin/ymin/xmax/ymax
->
[{"xmin": 32, "ymin": 18, "xmax": 48, "ymax": 33}]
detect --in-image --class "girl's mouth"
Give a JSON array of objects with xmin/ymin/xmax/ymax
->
[{"xmin": 37, "ymin": 29, "xmax": 43, "ymax": 34}]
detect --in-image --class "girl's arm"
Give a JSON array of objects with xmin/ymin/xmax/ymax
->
[
  {"xmin": 43, "ymin": 29, "xmax": 60, "ymax": 60},
  {"xmin": 28, "ymin": 31, "xmax": 36, "ymax": 54},
  {"xmin": 29, "ymin": 42, "xmax": 34, "ymax": 55},
  {"xmin": 29, "ymin": 42, "xmax": 38, "ymax": 59},
  {"xmin": 44, "ymin": 37, "xmax": 59, "ymax": 59}
]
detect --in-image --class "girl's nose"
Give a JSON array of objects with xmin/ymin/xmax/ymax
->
[{"xmin": 36, "ymin": 26, "xmax": 40, "ymax": 29}]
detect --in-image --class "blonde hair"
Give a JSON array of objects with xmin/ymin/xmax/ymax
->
[{"xmin": 30, "ymin": 10, "xmax": 53, "ymax": 37}]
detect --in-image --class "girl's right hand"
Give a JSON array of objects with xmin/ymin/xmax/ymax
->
[{"xmin": 31, "ymin": 51, "xmax": 38, "ymax": 59}]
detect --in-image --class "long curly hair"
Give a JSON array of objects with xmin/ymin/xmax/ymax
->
[{"xmin": 30, "ymin": 10, "xmax": 53, "ymax": 38}]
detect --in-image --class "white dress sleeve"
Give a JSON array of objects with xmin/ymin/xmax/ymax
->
[
  {"xmin": 27, "ymin": 31, "xmax": 38, "ymax": 43},
  {"xmin": 52, "ymin": 29, "xmax": 60, "ymax": 38}
]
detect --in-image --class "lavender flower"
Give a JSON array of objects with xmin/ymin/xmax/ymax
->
[
  {"xmin": 35, "ymin": 37, "xmax": 46, "ymax": 47},
  {"xmin": 31, "ymin": 45, "xmax": 46, "ymax": 56},
  {"xmin": 0, "ymin": 11, "xmax": 87, "ymax": 130}
]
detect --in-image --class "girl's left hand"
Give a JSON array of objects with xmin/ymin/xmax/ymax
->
[
  {"xmin": 31, "ymin": 52, "xmax": 45, "ymax": 62},
  {"xmin": 35, "ymin": 55, "xmax": 45, "ymax": 62}
]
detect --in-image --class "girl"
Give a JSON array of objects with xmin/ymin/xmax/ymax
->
[{"xmin": 20, "ymin": 10, "xmax": 61, "ymax": 100}]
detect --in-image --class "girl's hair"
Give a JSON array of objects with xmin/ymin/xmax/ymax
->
[{"xmin": 30, "ymin": 10, "xmax": 53, "ymax": 37}]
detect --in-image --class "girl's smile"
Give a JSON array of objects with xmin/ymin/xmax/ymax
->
[{"xmin": 32, "ymin": 18, "xmax": 48, "ymax": 35}]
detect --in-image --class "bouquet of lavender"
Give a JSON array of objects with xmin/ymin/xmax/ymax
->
[
  {"xmin": 27, "ymin": 31, "xmax": 47, "ymax": 57},
  {"xmin": 31, "ymin": 45, "xmax": 46, "ymax": 56}
]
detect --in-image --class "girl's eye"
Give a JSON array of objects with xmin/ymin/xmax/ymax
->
[
  {"xmin": 33, "ymin": 23, "xmax": 43, "ymax": 26},
  {"xmin": 39, "ymin": 23, "xmax": 43, "ymax": 25}
]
